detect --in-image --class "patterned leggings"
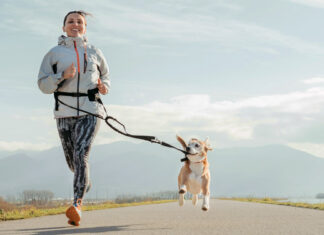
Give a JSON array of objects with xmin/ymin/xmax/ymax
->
[{"xmin": 56, "ymin": 115, "xmax": 100, "ymax": 204}]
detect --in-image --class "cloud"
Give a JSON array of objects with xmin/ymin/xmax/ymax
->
[
  {"xmin": 0, "ymin": 141, "xmax": 53, "ymax": 151},
  {"xmin": 98, "ymin": 86, "xmax": 324, "ymax": 147},
  {"xmin": 94, "ymin": 135, "xmax": 138, "ymax": 145},
  {"xmin": 302, "ymin": 77, "xmax": 324, "ymax": 84},
  {"xmin": 91, "ymin": 3, "xmax": 324, "ymax": 54},
  {"xmin": 1, "ymin": 0, "xmax": 323, "ymax": 54},
  {"xmin": 287, "ymin": 142, "xmax": 324, "ymax": 158},
  {"xmin": 289, "ymin": 0, "xmax": 324, "ymax": 8},
  {"xmin": 2, "ymin": 85, "xmax": 324, "ymax": 151},
  {"xmin": 0, "ymin": 0, "xmax": 61, "ymax": 37}
]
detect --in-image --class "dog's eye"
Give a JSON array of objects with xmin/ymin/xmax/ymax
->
[{"xmin": 195, "ymin": 143, "xmax": 200, "ymax": 148}]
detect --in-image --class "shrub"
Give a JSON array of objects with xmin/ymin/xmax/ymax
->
[{"xmin": 0, "ymin": 197, "xmax": 16, "ymax": 211}]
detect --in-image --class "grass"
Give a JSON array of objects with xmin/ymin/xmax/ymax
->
[
  {"xmin": 220, "ymin": 197, "xmax": 324, "ymax": 210},
  {"xmin": 0, "ymin": 200, "xmax": 176, "ymax": 221}
]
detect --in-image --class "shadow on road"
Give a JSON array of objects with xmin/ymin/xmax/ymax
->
[
  {"xmin": 17, "ymin": 224, "xmax": 169, "ymax": 234},
  {"xmin": 18, "ymin": 225, "xmax": 132, "ymax": 234}
]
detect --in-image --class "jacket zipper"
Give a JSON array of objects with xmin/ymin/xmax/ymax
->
[{"xmin": 73, "ymin": 41, "xmax": 81, "ymax": 116}]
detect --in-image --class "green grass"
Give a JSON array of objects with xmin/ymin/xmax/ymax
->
[
  {"xmin": 0, "ymin": 200, "xmax": 176, "ymax": 221},
  {"xmin": 220, "ymin": 197, "xmax": 324, "ymax": 210}
]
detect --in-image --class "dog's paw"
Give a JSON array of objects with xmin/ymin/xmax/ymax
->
[
  {"xmin": 202, "ymin": 205, "xmax": 209, "ymax": 211},
  {"xmin": 179, "ymin": 185, "xmax": 187, "ymax": 194},
  {"xmin": 179, "ymin": 189, "xmax": 186, "ymax": 194}
]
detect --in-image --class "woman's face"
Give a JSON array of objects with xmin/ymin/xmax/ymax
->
[{"xmin": 62, "ymin": 13, "xmax": 86, "ymax": 37}]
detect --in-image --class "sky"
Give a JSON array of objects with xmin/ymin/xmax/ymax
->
[{"xmin": 1, "ymin": 0, "xmax": 324, "ymax": 157}]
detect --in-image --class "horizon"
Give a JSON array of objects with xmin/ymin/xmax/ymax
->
[
  {"xmin": 0, "ymin": 140, "xmax": 320, "ymax": 158},
  {"xmin": 1, "ymin": 141, "xmax": 324, "ymax": 199}
]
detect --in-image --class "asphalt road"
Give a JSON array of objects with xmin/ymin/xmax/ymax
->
[{"xmin": 1, "ymin": 199, "xmax": 324, "ymax": 234}]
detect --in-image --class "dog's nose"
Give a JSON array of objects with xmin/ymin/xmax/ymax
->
[{"xmin": 186, "ymin": 147, "xmax": 190, "ymax": 152}]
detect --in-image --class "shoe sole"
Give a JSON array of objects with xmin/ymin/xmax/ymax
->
[
  {"xmin": 66, "ymin": 206, "xmax": 81, "ymax": 225},
  {"xmin": 68, "ymin": 219, "xmax": 80, "ymax": 226}
]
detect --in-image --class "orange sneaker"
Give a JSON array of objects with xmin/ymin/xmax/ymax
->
[
  {"xmin": 66, "ymin": 199, "xmax": 82, "ymax": 226},
  {"xmin": 68, "ymin": 219, "xmax": 80, "ymax": 226}
]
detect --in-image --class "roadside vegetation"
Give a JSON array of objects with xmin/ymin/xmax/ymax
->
[
  {"xmin": 220, "ymin": 197, "xmax": 324, "ymax": 210},
  {"xmin": 0, "ymin": 190, "xmax": 177, "ymax": 221}
]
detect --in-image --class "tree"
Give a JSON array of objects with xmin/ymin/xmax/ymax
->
[{"xmin": 22, "ymin": 190, "xmax": 54, "ymax": 205}]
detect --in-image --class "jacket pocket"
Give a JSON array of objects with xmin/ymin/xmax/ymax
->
[
  {"xmin": 86, "ymin": 61, "xmax": 98, "ymax": 73},
  {"xmin": 83, "ymin": 62, "xmax": 100, "ymax": 90}
]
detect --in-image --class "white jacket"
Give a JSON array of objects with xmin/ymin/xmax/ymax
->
[{"xmin": 38, "ymin": 35, "xmax": 110, "ymax": 118}]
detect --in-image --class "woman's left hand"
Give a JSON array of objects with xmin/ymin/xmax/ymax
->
[{"xmin": 97, "ymin": 79, "xmax": 108, "ymax": 95}]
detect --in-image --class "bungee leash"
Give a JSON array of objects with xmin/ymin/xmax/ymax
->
[{"xmin": 54, "ymin": 92, "xmax": 190, "ymax": 162}]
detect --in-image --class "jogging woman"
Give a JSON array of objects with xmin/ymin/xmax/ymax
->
[{"xmin": 38, "ymin": 10, "xmax": 110, "ymax": 226}]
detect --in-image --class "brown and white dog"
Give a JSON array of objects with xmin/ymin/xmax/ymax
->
[{"xmin": 177, "ymin": 135, "xmax": 212, "ymax": 211}]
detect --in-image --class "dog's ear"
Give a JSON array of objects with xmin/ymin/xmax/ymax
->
[
  {"xmin": 204, "ymin": 137, "xmax": 213, "ymax": 151},
  {"xmin": 176, "ymin": 135, "xmax": 187, "ymax": 150}
]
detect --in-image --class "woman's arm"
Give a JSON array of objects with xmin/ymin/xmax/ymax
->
[
  {"xmin": 38, "ymin": 51, "xmax": 65, "ymax": 94},
  {"xmin": 96, "ymin": 48, "xmax": 110, "ymax": 95}
]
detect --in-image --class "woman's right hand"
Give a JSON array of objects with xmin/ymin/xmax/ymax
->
[{"xmin": 62, "ymin": 63, "xmax": 76, "ymax": 79}]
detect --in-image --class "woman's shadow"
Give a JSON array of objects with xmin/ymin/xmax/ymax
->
[
  {"xmin": 19, "ymin": 225, "xmax": 134, "ymax": 234},
  {"xmin": 18, "ymin": 224, "xmax": 168, "ymax": 234}
]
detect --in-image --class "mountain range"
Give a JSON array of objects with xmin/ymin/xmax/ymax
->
[{"xmin": 1, "ymin": 142, "xmax": 324, "ymax": 199}]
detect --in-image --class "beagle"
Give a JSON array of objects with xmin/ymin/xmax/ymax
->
[{"xmin": 177, "ymin": 135, "xmax": 212, "ymax": 211}]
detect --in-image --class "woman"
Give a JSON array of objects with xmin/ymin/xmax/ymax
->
[{"xmin": 38, "ymin": 10, "xmax": 110, "ymax": 226}]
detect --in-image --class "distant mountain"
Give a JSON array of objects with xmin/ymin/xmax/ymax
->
[
  {"xmin": 210, "ymin": 145, "xmax": 324, "ymax": 197},
  {"xmin": 1, "ymin": 142, "xmax": 324, "ymax": 199}
]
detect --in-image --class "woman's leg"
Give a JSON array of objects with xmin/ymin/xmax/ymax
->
[
  {"xmin": 73, "ymin": 115, "xmax": 100, "ymax": 204},
  {"xmin": 56, "ymin": 117, "xmax": 76, "ymax": 172}
]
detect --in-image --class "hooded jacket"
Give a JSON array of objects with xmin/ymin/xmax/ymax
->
[{"xmin": 38, "ymin": 35, "xmax": 110, "ymax": 118}]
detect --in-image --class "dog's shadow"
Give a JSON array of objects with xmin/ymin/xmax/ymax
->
[{"xmin": 18, "ymin": 224, "xmax": 168, "ymax": 234}]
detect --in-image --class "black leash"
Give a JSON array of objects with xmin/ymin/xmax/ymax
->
[{"xmin": 55, "ymin": 94, "xmax": 189, "ymax": 162}]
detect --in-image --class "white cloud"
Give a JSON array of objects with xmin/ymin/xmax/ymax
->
[
  {"xmin": 87, "ymin": 1, "xmax": 324, "ymax": 54},
  {"xmin": 0, "ymin": 141, "xmax": 53, "ymax": 151},
  {"xmin": 93, "ymin": 135, "xmax": 138, "ymax": 145},
  {"xmin": 1, "ymin": 0, "xmax": 323, "ymax": 54},
  {"xmin": 92, "ymin": 5, "xmax": 324, "ymax": 54},
  {"xmin": 287, "ymin": 142, "xmax": 324, "ymax": 158},
  {"xmin": 105, "ymin": 103, "xmax": 255, "ymax": 140},
  {"xmin": 232, "ymin": 87, "xmax": 324, "ymax": 113},
  {"xmin": 303, "ymin": 77, "xmax": 324, "ymax": 84},
  {"xmin": 289, "ymin": 0, "xmax": 324, "ymax": 8},
  {"xmin": 100, "ymin": 86, "xmax": 324, "ymax": 143},
  {"xmin": 3, "ymin": 85, "xmax": 324, "ymax": 151},
  {"xmin": 12, "ymin": 113, "xmax": 54, "ymax": 125},
  {"xmin": 0, "ymin": 1, "xmax": 61, "ymax": 37}
]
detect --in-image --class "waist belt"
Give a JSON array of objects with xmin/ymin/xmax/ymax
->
[{"xmin": 54, "ymin": 88, "xmax": 99, "ymax": 111}]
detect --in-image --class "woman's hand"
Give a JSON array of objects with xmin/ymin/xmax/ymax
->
[
  {"xmin": 62, "ymin": 63, "xmax": 76, "ymax": 79},
  {"xmin": 97, "ymin": 79, "xmax": 108, "ymax": 94}
]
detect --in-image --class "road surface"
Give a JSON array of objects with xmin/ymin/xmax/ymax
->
[{"xmin": 1, "ymin": 199, "xmax": 324, "ymax": 234}]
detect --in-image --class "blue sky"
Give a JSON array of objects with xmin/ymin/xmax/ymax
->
[{"xmin": 1, "ymin": 0, "xmax": 324, "ymax": 157}]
